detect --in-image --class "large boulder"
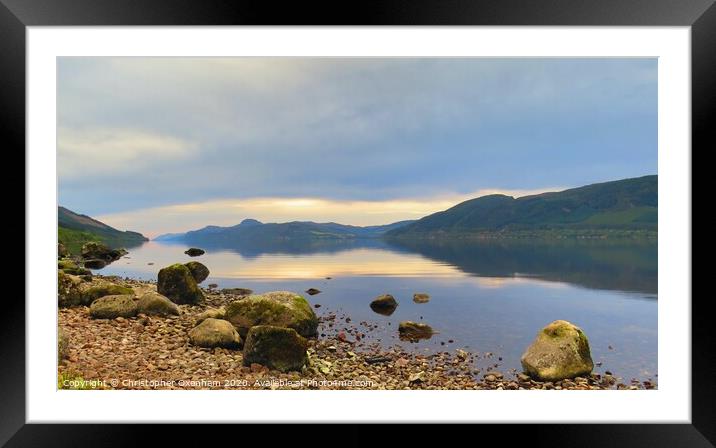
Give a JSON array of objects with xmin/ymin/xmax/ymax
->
[
  {"xmin": 398, "ymin": 321, "xmax": 435, "ymax": 341},
  {"xmin": 58, "ymin": 243, "xmax": 69, "ymax": 258},
  {"xmin": 189, "ymin": 318, "xmax": 242, "ymax": 349},
  {"xmin": 225, "ymin": 291, "xmax": 318, "ymax": 338},
  {"xmin": 137, "ymin": 291, "xmax": 180, "ymax": 316},
  {"xmin": 58, "ymin": 271, "xmax": 83, "ymax": 307},
  {"xmin": 242, "ymin": 325, "xmax": 308, "ymax": 372},
  {"xmin": 370, "ymin": 294, "xmax": 398, "ymax": 316},
  {"xmin": 78, "ymin": 282, "xmax": 134, "ymax": 306},
  {"xmin": 81, "ymin": 242, "xmax": 126, "ymax": 261},
  {"xmin": 184, "ymin": 261, "xmax": 210, "ymax": 283},
  {"xmin": 184, "ymin": 247, "xmax": 205, "ymax": 257},
  {"xmin": 157, "ymin": 263, "xmax": 205, "ymax": 304},
  {"xmin": 89, "ymin": 294, "xmax": 138, "ymax": 319},
  {"xmin": 520, "ymin": 320, "xmax": 594, "ymax": 381}
]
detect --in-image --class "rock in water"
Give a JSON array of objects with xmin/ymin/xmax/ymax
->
[
  {"xmin": 157, "ymin": 263, "xmax": 205, "ymax": 304},
  {"xmin": 89, "ymin": 295, "xmax": 138, "ymax": 319},
  {"xmin": 184, "ymin": 261, "xmax": 210, "ymax": 283},
  {"xmin": 221, "ymin": 288, "xmax": 253, "ymax": 296},
  {"xmin": 189, "ymin": 318, "xmax": 242, "ymax": 349},
  {"xmin": 370, "ymin": 294, "xmax": 398, "ymax": 315},
  {"xmin": 242, "ymin": 325, "xmax": 308, "ymax": 372},
  {"xmin": 58, "ymin": 271, "xmax": 83, "ymax": 307},
  {"xmin": 225, "ymin": 291, "xmax": 319, "ymax": 338},
  {"xmin": 83, "ymin": 259, "xmax": 107, "ymax": 270},
  {"xmin": 520, "ymin": 320, "xmax": 594, "ymax": 381},
  {"xmin": 137, "ymin": 291, "xmax": 181, "ymax": 316},
  {"xmin": 305, "ymin": 288, "xmax": 321, "ymax": 296},
  {"xmin": 184, "ymin": 247, "xmax": 205, "ymax": 257},
  {"xmin": 398, "ymin": 321, "xmax": 434, "ymax": 341},
  {"xmin": 81, "ymin": 242, "xmax": 126, "ymax": 261},
  {"xmin": 413, "ymin": 293, "xmax": 430, "ymax": 303},
  {"xmin": 78, "ymin": 282, "xmax": 134, "ymax": 305}
]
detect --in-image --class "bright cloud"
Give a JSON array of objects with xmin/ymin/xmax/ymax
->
[
  {"xmin": 96, "ymin": 187, "xmax": 560, "ymax": 238},
  {"xmin": 58, "ymin": 127, "xmax": 197, "ymax": 177}
]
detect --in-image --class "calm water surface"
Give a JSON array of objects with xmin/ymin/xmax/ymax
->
[{"xmin": 100, "ymin": 238, "xmax": 657, "ymax": 382}]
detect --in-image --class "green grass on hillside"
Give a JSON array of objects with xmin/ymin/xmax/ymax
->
[{"xmin": 58, "ymin": 226, "xmax": 102, "ymax": 255}]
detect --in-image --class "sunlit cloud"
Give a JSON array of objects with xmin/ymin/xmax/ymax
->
[
  {"xmin": 58, "ymin": 126, "xmax": 197, "ymax": 177},
  {"xmin": 96, "ymin": 186, "xmax": 561, "ymax": 238}
]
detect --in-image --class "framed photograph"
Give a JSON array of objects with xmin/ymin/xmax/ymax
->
[{"xmin": 8, "ymin": 0, "xmax": 711, "ymax": 443}]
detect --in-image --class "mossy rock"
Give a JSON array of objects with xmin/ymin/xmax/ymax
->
[
  {"xmin": 89, "ymin": 294, "xmax": 138, "ymax": 319},
  {"xmin": 189, "ymin": 318, "xmax": 242, "ymax": 349},
  {"xmin": 81, "ymin": 242, "xmax": 118, "ymax": 261},
  {"xmin": 184, "ymin": 261, "xmax": 210, "ymax": 283},
  {"xmin": 398, "ymin": 321, "xmax": 434, "ymax": 341},
  {"xmin": 78, "ymin": 282, "xmax": 134, "ymax": 306},
  {"xmin": 242, "ymin": 325, "xmax": 308, "ymax": 372},
  {"xmin": 58, "ymin": 328, "xmax": 69, "ymax": 362},
  {"xmin": 137, "ymin": 291, "xmax": 180, "ymax": 316},
  {"xmin": 58, "ymin": 271, "xmax": 83, "ymax": 307},
  {"xmin": 58, "ymin": 259, "xmax": 92, "ymax": 276},
  {"xmin": 157, "ymin": 263, "xmax": 205, "ymax": 304},
  {"xmin": 520, "ymin": 320, "xmax": 594, "ymax": 381},
  {"xmin": 58, "ymin": 243, "xmax": 69, "ymax": 258},
  {"xmin": 225, "ymin": 291, "xmax": 318, "ymax": 338},
  {"xmin": 195, "ymin": 307, "xmax": 226, "ymax": 325}
]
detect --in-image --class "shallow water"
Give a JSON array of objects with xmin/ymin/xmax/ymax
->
[{"xmin": 100, "ymin": 238, "xmax": 657, "ymax": 382}]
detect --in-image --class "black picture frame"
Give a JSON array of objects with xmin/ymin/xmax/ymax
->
[{"xmin": 6, "ymin": 0, "xmax": 710, "ymax": 445}]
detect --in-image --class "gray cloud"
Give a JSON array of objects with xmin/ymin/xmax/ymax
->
[{"xmin": 58, "ymin": 58, "xmax": 657, "ymax": 217}]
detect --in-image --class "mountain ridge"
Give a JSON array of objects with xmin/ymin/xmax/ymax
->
[
  {"xmin": 155, "ymin": 218, "xmax": 417, "ymax": 243},
  {"xmin": 387, "ymin": 175, "xmax": 657, "ymax": 238}
]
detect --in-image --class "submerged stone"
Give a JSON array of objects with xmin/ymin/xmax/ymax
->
[{"xmin": 398, "ymin": 321, "xmax": 435, "ymax": 341}]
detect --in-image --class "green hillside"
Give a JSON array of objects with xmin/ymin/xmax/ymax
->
[
  {"xmin": 387, "ymin": 175, "xmax": 657, "ymax": 239},
  {"xmin": 58, "ymin": 206, "xmax": 148, "ymax": 254}
]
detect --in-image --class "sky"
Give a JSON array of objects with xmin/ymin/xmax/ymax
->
[{"xmin": 57, "ymin": 58, "xmax": 657, "ymax": 237}]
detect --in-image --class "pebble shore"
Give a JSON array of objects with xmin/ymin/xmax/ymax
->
[{"xmin": 58, "ymin": 276, "xmax": 657, "ymax": 390}]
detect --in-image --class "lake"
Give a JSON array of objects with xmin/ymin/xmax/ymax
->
[{"xmin": 99, "ymin": 238, "xmax": 657, "ymax": 383}]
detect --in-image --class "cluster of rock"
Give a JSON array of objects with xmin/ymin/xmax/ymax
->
[
  {"xmin": 188, "ymin": 290, "xmax": 318, "ymax": 372},
  {"xmin": 57, "ymin": 241, "xmax": 128, "ymax": 272},
  {"xmin": 58, "ymin": 248, "xmax": 596, "ymax": 382}
]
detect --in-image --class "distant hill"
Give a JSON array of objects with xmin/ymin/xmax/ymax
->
[
  {"xmin": 387, "ymin": 175, "xmax": 657, "ymax": 238},
  {"xmin": 155, "ymin": 218, "xmax": 416, "ymax": 244},
  {"xmin": 58, "ymin": 206, "xmax": 148, "ymax": 253}
]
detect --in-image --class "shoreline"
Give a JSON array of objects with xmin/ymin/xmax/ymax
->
[{"xmin": 58, "ymin": 275, "xmax": 657, "ymax": 390}]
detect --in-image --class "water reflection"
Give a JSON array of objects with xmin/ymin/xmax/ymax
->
[{"xmin": 151, "ymin": 237, "xmax": 657, "ymax": 295}]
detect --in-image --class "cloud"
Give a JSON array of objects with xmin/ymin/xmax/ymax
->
[
  {"xmin": 58, "ymin": 126, "xmax": 197, "ymax": 178},
  {"xmin": 95, "ymin": 187, "xmax": 560, "ymax": 238},
  {"xmin": 58, "ymin": 57, "xmax": 657, "ymax": 221}
]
